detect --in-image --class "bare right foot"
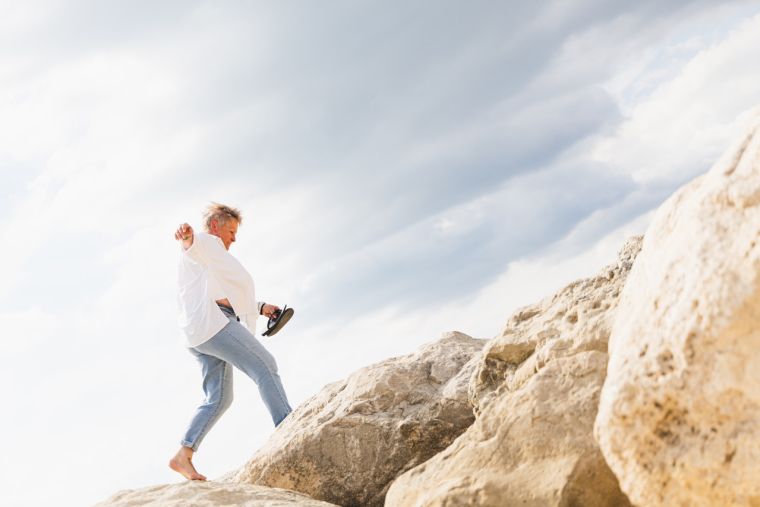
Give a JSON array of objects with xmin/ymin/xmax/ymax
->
[{"xmin": 169, "ymin": 448, "xmax": 207, "ymax": 481}]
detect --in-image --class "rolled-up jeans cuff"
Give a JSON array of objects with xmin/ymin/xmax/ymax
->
[{"xmin": 180, "ymin": 440, "xmax": 199, "ymax": 452}]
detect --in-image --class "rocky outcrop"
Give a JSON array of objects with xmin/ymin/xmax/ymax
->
[
  {"xmin": 222, "ymin": 332, "xmax": 485, "ymax": 507},
  {"xmin": 594, "ymin": 117, "xmax": 760, "ymax": 506},
  {"xmin": 95, "ymin": 114, "xmax": 760, "ymax": 507},
  {"xmin": 385, "ymin": 238, "xmax": 641, "ymax": 506},
  {"xmin": 93, "ymin": 481, "xmax": 339, "ymax": 506}
]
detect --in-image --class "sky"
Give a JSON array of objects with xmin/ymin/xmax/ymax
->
[{"xmin": 1, "ymin": 1, "xmax": 760, "ymax": 506}]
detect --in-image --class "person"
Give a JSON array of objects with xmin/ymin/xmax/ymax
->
[{"xmin": 168, "ymin": 202, "xmax": 293, "ymax": 481}]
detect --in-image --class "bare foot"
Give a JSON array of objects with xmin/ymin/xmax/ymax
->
[{"xmin": 169, "ymin": 447, "xmax": 207, "ymax": 481}]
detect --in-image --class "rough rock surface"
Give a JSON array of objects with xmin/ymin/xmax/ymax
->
[
  {"xmin": 222, "ymin": 332, "xmax": 486, "ymax": 507},
  {"xmin": 595, "ymin": 118, "xmax": 760, "ymax": 506},
  {"xmin": 92, "ymin": 481, "xmax": 338, "ymax": 507},
  {"xmin": 385, "ymin": 238, "xmax": 641, "ymax": 506}
]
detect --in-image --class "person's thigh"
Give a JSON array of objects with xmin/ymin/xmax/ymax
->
[{"xmin": 195, "ymin": 320, "xmax": 278, "ymax": 376}]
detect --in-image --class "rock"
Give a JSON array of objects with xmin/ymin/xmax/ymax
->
[
  {"xmin": 221, "ymin": 331, "xmax": 486, "ymax": 507},
  {"xmin": 385, "ymin": 238, "xmax": 641, "ymax": 506},
  {"xmin": 92, "ymin": 481, "xmax": 338, "ymax": 506},
  {"xmin": 595, "ymin": 117, "xmax": 760, "ymax": 506}
]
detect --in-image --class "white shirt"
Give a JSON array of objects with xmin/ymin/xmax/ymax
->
[{"xmin": 176, "ymin": 231, "xmax": 263, "ymax": 347}]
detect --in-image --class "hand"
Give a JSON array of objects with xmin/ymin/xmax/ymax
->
[
  {"xmin": 175, "ymin": 223, "xmax": 194, "ymax": 243},
  {"xmin": 262, "ymin": 304, "xmax": 280, "ymax": 319}
]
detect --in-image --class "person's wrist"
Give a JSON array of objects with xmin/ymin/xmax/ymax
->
[{"xmin": 259, "ymin": 302, "xmax": 266, "ymax": 315}]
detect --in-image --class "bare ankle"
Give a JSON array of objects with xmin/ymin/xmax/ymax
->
[{"xmin": 177, "ymin": 446, "xmax": 194, "ymax": 457}]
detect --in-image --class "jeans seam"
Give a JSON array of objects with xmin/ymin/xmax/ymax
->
[
  {"xmin": 188, "ymin": 361, "xmax": 228, "ymax": 450},
  {"xmin": 221, "ymin": 325, "xmax": 291, "ymax": 413}
]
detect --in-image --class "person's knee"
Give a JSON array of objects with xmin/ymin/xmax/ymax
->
[
  {"xmin": 206, "ymin": 387, "xmax": 234, "ymax": 413},
  {"xmin": 248, "ymin": 356, "xmax": 279, "ymax": 385},
  {"xmin": 220, "ymin": 385, "xmax": 234, "ymax": 410},
  {"xmin": 257, "ymin": 349, "xmax": 278, "ymax": 374},
  {"xmin": 219, "ymin": 392, "xmax": 234, "ymax": 412}
]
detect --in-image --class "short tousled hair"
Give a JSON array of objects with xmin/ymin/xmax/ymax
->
[{"xmin": 203, "ymin": 202, "xmax": 243, "ymax": 232}]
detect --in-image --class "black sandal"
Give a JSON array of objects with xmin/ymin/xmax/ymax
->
[{"xmin": 262, "ymin": 305, "xmax": 294, "ymax": 337}]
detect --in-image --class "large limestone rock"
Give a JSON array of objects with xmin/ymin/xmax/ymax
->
[
  {"xmin": 595, "ymin": 118, "xmax": 760, "ymax": 505},
  {"xmin": 385, "ymin": 238, "xmax": 641, "ymax": 506},
  {"xmin": 222, "ymin": 332, "xmax": 485, "ymax": 507},
  {"xmin": 92, "ymin": 481, "xmax": 338, "ymax": 506}
]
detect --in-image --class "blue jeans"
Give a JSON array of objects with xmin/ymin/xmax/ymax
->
[{"xmin": 180, "ymin": 304, "xmax": 292, "ymax": 451}]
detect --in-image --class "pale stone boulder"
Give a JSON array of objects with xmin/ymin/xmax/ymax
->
[
  {"xmin": 222, "ymin": 332, "xmax": 485, "ymax": 507},
  {"xmin": 92, "ymin": 481, "xmax": 338, "ymax": 506},
  {"xmin": 386, "ymin": 238, "xmax": 641, "ymax": 507},
  {"xmin": 595, "ymin": 118, "xmax": 760, "ymax": 506}
]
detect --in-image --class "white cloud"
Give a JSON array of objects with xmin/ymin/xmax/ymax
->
[
  {"xmin": 1, "ymin": 2, "xmax": 760, "ymax": 506},
  {"xmin": 592, "ymin": 12, "xmax": 760, "ymax": 185}
]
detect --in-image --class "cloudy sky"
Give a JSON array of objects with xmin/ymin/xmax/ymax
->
[{"xmin": 2, "ymin": 1, "xmax": 760, "ymax": 505}]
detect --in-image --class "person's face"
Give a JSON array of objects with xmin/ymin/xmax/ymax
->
[{"xmin": 210, "ymin": 218, "xmax": 238, "ymax": 250}]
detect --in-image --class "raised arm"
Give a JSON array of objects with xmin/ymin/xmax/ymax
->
[{"xmin": 174, "ymin": 223, "xmax": 194, "ymax": 250}]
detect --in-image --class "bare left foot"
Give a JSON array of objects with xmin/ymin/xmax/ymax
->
[{"xmin": 169, "ymin": 448, "xmax": 207, "ymax": 481}]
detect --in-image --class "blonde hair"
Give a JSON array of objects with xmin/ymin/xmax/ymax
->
[{"xmin": 202, "ymin": 202, "xmax": 243, "ymax": 232}]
